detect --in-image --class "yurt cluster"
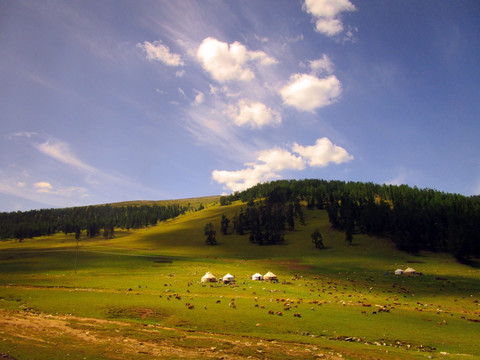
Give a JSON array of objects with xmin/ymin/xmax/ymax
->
[{"xmin": 201, "ymin": 271, "xmax": 278, "ymax": 284}]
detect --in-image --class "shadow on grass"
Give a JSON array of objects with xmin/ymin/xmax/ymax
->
[{"xmin": 0, "ymin": 247, "xmax": 186, "ymax": 274}]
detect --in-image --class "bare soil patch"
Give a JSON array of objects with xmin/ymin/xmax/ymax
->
[{"xmin": 0, "ymin": 309, "xmax": 346, "ymax": 359}]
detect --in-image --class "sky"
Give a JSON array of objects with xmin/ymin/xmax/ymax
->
[{"xmin": 1, "ymin": 0, "xmax": 479, "ymax": 212}]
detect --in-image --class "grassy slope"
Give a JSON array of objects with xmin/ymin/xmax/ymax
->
[{"xmin": 0, "ymin": 200, "xmax": 479, "ymax": 359}]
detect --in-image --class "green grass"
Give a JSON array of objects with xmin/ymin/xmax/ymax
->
[{"xmin": 0, "ymin": 200, "xmax": 479, "ymax": 359}]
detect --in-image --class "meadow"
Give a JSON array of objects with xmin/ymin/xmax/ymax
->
[{"xmin": 0, "ymin": 200, "xmax": 479, "ymax": 359}]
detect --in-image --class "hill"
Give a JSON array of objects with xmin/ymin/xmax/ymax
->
[{"xmin": 0, "ymin": 192, "xmax": 479, "ymax": 359}]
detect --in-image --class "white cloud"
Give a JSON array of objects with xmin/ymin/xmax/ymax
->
[
  {"xmin": 212, "ymin": 138, "xmax": 352, "ymax": 192},
  {"xmin": 137, "ymin": 41, "xmax": 184, "ymax": 66},
  {"xmin": 34, "ymin": 139, "xmax": 96, "ymax": 174},
  {"xmin": 249, "ymin": 50, "xmax": 278, "ymax": 66},
  {"xmin": 279, "ymin": 73, "xmax": 341, "ymax": 112},
  {"xmin": 175, "ymin": 70, "xmax": 186, "ymax": 77},
  {"xmin": 194, "ymin": 91, "xmax": 205, "ymax": 105},
  {"xmin": 226, "ymin": 99, "xmax": 281, "ymax": 128},
  {"xmin": 196, "ymin": 37, "xmax": 276, "ymax": 82},
  {"xmin": 34, "ymin": 181, "xmax": 53, "ymax": 193},
  {"xmin": 212, "ymin": 148, "xmax": 305, "ymax": 192},
  {"xmin": 292, "ymin": 137, "xmax": 353, "ymax": 167},
  {"xmin": 8, "ymin": 131, "xmax": 37, "ymax": 140},
  {"xmin": 309, "ymin": 54, "xmax": 334, "ymax": 75},
  {"xmin": 257, "ymin": 148, "xmax": 306, "ymax": 172},
  {"xmin": 303, "ymin": 0, "xmax": 356, "ymax": 37}
]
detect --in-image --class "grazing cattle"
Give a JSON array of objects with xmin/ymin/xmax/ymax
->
[
  {"xmin": 268, "ymin": 310, "xmax": 274, "ymax": 315},
  {"xmin": 276, "ymin": 311, "xmax": 283, "ymax": 316},
  {"xmin": 187, "ymin": 305, "xmax": 194, "ymax": 309},
  {"xmin": 293, "ymin": 313, "xmax": 301, "ymax": 318}
]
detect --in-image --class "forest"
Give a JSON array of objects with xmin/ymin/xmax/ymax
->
[
  {"xmin": 221, "ymin": 179, "xmax": 480, "ymax": 262},
  {"xmin": 2, "ymin": 179, "xmax": 479, "ymax": 263},
  {"xmin": 0, "ymin": 203, "xmax": 188, "ymax": 241}
]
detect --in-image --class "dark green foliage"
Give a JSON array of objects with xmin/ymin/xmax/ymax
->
[
  {"xmin": 0, "ymin": 203, "xmax": 187, "ymax": 241},
  {"xmin": 232, "ymin": 210, "xmax": 246, "ymax": 235},
  {"xmin": 219, "ymin": 196, "xmax": 231, "ymax": 206},
  {"xmin": 229, "ymin": 179, "xmax": 480, "ymax": 261},
  {"xmin": 233, "ymin": 188, "xmax": 305, "ymax": 246},
  {"xmin": 204, "ymin": 222, "xmax": 217, "ymax": 245},
  {"xmin": 220, "ymin": 214, "xmax": 230, "ymax": 235}
]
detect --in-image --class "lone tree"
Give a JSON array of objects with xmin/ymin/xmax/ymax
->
[
  {"xmin": 311, "ymin": 229, "xmax": 325, "ymax": 249},
  {"xmin": 204, "ymin": 222, "xmax": 217, "ymax": 245}
]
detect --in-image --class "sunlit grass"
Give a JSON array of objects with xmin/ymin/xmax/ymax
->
[{"xmin": 0, "ymin": 200, "xmax": 479, "ymax": 359}]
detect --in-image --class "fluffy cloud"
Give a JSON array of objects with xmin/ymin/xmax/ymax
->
[
  {"xmin": 226, "ymin": 100, "xmax": 281, "ymax": 128},
  {"xmin": 292, "ymin": 137, "xmax": 354, "ymax": 167},
  {"xmin": 279, "ymin": 74, "xmax": 341, "ymax": 112},
  {"xmin": 303, "ymin": 0, "xmax": 356, "ymax": 37},
  {"xmin": 257, "ymin": 148, "xmax": 306, "ymax": 172},
  {"xmin": 212, "ymin": 148, "xmax": 305, "ymax": 192},
  {"xmin": 137, "ymin": 41, "xmax": 184, "ymax": 66},
  {"xmin": 196, "ymin": 37, "xmax": 277, "ymax": 82},
  {"xmin": 309, "ymin": 54, "xmax": 334, "ymax": 75},
  {"xmin": 212, "ymin": 138, "xmax": 352, "ymax": 192}
]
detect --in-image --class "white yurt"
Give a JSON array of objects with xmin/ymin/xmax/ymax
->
[
  {"xmin": 394, "ymin": 269, "xmax": 404, "ymax": 275},
  {"xmin": 201, "ymin": 272, "xmax": 216, "ymax": 283},
  {"xmin": 263, "ymin": 271, "xmax": 278, "ymax": 282},
  {"xmin": 404, "ymin": 267, "xmax": 417, "ymax": 276},
  {"xmin": 251, "ymin": 273, "xmax": 263, "ymax": 281},
  {"xmin": 222, "ymin": 273, "xmax": 235, "ymax": 284}
]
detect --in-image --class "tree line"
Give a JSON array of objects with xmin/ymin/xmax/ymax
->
[
  {"xmin": 0, "ymin": 203, "xmax": 188, "ymax": 241},
  {"xmin": 213, "ymin": 187, "xmax": 305, "ymax": 246},
  {"xmin": 221, "ymin": 179, "xmax": 480, "ymax": 262}
]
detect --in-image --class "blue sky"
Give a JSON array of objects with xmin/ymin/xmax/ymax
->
[{"xmin": 1, "ymin": 0, "xmax": 479, "ymax": 211}]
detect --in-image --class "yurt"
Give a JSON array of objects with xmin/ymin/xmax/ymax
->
[
  {"xmin": 251, "ymin": 273, "xmax": 263, "ymax": 281},
  {"xmin": 394, "ymin": 269, "xmax": 404, "ymax": 275},
  {"xmin": 404, "ymin": 267, "xmax": 417, "ymax": 276},
  {"xmin": 222, "ymin": 273, "xmax": 235, "ymax": 284},
  {"xmin": 263, "ymin": 271, "xmax": 278, "ymax": 282},
  {"xmin": 201, "ymin": 272, "xmax": 216, "ymax": 283}
]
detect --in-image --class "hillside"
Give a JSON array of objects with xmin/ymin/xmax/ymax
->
[{"xmin": 0, "ymin": 196, "xmax": 479, "ymax": 359}]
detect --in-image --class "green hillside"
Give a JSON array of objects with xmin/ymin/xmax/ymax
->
[{"xmin": 0, "ymin": 198, "xmax": 479, "ymax": 359}]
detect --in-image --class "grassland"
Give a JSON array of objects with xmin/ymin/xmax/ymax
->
[{"xmin": 0, "ymin": 200, "xmax": 479, "ymax": 359}]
